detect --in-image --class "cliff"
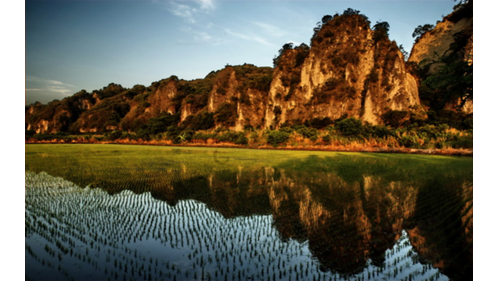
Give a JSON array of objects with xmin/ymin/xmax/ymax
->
[
  {"xmin": 26, "ymin": 7, "xmax": 469, "ymax": 135},
  {"xmin": 409, "ymin": 1, "xmax": 473, "ymax": 113},
  {"xmin": 266, "ymin": 12, "xmax": 421, "ymax": 128}
]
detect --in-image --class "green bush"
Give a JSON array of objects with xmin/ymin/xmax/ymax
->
[
  {"xmin": 216, "ymin": 130, "xmax": 241, "ymax": 143},
  {"xmin": 135, "ymin": 129, "xmax": 151, "ymax": 141},
  {"xmin": 447, "ymin": 137, "xmax": 473, "ymax": 149},
  {"xmin": 106, "ymin": 130, "xmax": 123, "ymax": 141},
  {"xmin": 193, "ymin": 132, "xmax": 216, "ymax": 141},
  {"xmin": 463, "ymin": 118, "xmax": 473, "ymax": 130},
  {"xmin": 214, "ymin": 102, "xmax": 237, "ymax": 127},
  {"xmin": 298, "ymin": 127, "xmax": 318, "ymax": 139},
  {"xmin": 399, "ymin": 136, "xmax": 418, "ymax": 148},
  {"xmin": 370, "ymin": 125, "xmax": 394, "ymax": 138},
  {"xmin": 235, "ymin": 134, "xmax": 249, "ymax": 145},
  {"xmin": 304, "ymin": 117, "xmax": 334, "ymax": 129},
  {"xmin": 279, "ymin": 127, "xmax": 294, "ymax": 134},
  {"xmin": 177, "ymin": 130, "xmax": 194, "ymax": 143},
  {"xmin": 322, "ymin": 134, "xmax": 332, "ymax": 144},
  {"xmin": 165, "ymin": 126, "xmax": 180, "ymax": 143},
  {"xmin": 146, "ymin": 114, "xmax": 179, "ymax": 135},
  {"xmin": 336, "ymin": 117, "xmax": 364, "ymax": 136},
  {"xmin": 266, "ymin": 131, "xmax": 290, "ymax": 147},
  {"xmin": 180, "ymin": 112, "xmax": 214, "ymax": 131}
]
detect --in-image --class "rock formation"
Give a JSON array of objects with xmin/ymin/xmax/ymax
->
[{"xmin": 26, "ymin": 6, "xmax": 471, "ymax": 134}]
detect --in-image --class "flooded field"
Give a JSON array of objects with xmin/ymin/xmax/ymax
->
[{"xmin": 25, "ymin": 144, "xmax": 473, "ymax": 281}]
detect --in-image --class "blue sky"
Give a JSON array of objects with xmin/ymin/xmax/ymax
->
[{"xmin": 25, "ymin": 0, "xmax": 458, "ymax": 105}]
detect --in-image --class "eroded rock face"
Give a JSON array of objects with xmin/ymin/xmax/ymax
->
[
  {"xmin": 409, "ymin": 5, "xmax": 473, "ymax": 114},
  {"xmin": 25, "ymin": 92, "xmax": 95, "ymax": 134},
  {"xmin": 409, "ymin": 17, "xmax": 473, "ymax": 73},
  {"xmin": 266, "ymin": 14, "xmax": 421, "ymax": 127},
  {"xmin": 26, "ymin": 9, "xmax": 472, "ymax": 134},
  {"xmin": 205, "ymin": 65, "xmax": 271, "ymax": 130},
  {"xmin": 148, "ymin": 79, "xmax": 178, "ymax": 116}
]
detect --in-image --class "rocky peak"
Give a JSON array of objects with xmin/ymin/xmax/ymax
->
[{"xmin": 267, "ymin": 11, "xmax": 421, "ymax": 127}]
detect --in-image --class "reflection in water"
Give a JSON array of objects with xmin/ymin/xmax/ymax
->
[{"xmin": 25, "ymin": 152, "xmax": 472, "ymax": 281}]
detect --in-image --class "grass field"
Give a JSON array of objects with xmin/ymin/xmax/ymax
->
[{"xmin": 25, "ymin": 144, "xmax": 472, "ymax": 190}]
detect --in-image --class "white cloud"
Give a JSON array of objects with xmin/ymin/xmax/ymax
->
[
  {"xmin": 225, "ymin": 28, "xmax": 274, "ymax": 47},
  {"xmin": 194, "ymin": 31, "xmax": 212, "ymax": 42},
  {"xmin": 166, "ymin": 0, "xmax": 216, "ymax": 23},
  {"xmin": 170, "ymin": 3, "xmax": 196, "ymax": 23},
  {"xmin": 197, "ymin": 0, "xmax": 215, "ymax": 12},
  {"xmin": 25, "ymin": 76, "xmax": 75, "ymax": 97},
  {"xmin": 162, "ymin": 0, "xmax": 220, "ymax": 45},
  {"xmin": 252, "ymin": 21, "xmax": 287, "ymax": 37}
]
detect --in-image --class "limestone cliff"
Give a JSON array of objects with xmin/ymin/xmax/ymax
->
[
  {"xmin": 206, "ymin": 65, "xmax": 271, "ymax": 130},
  {"xmin": 26, "ymin": 7, "xmax": 470, "ymax": 134},
  {"xmin": 409, "ymin": 1, "xmax": 473, "ymax": 113},
  {"xmin": 266, "ymin": 13, "xmax": 421, "ymax": 127},
  {"xmin": 25, "ymin": 90, "xmax": 95, "ymax": 134}
]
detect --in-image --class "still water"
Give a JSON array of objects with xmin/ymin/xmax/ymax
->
[{"xmin": 25, "ymin": 146, "xmax": 472, "ymax": 281}]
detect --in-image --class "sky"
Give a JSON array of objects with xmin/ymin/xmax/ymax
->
[{"xmin": 24, "ymin": 0, "xmax": 460, "ymax": 105}]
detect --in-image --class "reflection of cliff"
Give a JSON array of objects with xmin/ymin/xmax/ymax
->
[
  {"xmin": 264, "ymin": 166, "xmax": 420, "ymax": 275},
  {"xmin": 27, "ymin": 153, "xmax": 471, "ymax": 278},
  {"xmin": 404, "ymin": 179, "xmax": 473, "ymax": 281},
  {"xmin": 159, "ymin": 159, "xmax": 473, "ymax": 278}
]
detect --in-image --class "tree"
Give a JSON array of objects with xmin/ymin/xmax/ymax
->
[
  {"xmin": 373, "ymin": 21, "xmax": 390, "ymax": 34},
  {"xmin": 343, "ymin": 8, "xmax": 360, "ymax": 16},
  {"xmin": 336, "ymin": 117, "xmax": 364, "ymax": 136},
  {"xmin": 423, "ymin": 59, "xmax": 472, "ymax": 110},
  {"xmin": 321, "ymin": 15, "xmax": 333, "ymax": 25},
  {"xmin": 399, "ymin": 44, "xmax": 409, "ymax": 61},
  {"xmin": 273, "ymin": 42, "xmax": 294, "ymax": 67},
  {"xmin": 412, "ymin": 24, "xmax": 435, "ymax": 43},
  {"xmin": 373, "ymin": 21, "xmax": 390, "ymax": 42}
]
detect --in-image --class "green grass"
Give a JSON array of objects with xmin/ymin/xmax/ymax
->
[{"xmin": 25, "ymin": 144, "xmax": 472, "ymax": 193}]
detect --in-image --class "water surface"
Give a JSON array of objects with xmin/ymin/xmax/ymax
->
[{"xmin": 25, "ymin": 145, "xmax": 473, "ymax": 281}]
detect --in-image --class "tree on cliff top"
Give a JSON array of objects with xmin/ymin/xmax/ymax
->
[{"xmin": 412, "ymin": 24, "xmax": 435, "ymax": 44}]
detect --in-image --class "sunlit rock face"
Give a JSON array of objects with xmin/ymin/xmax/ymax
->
[
  {"xmin": 204, "ymin": 65, "xmax": 271, "ymax": 131},
  {"xmin": 408, "ymin": 3, "xmax": 473, "ymax": 114},
  {"xmin": 408, "ymin": 18, "xmax": 473, "ymax": 74},
  {"xmin": 267, "ymin": 13, "xmax": 421, "ymax": 127},
  {"xmin": 26, "ymin": 13, "xmax": 428, "ymax": 134}
]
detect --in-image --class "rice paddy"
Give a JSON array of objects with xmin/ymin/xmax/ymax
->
[{"xmin": 25, "ymin": 144, "xmax": 473, "ymax": 281}]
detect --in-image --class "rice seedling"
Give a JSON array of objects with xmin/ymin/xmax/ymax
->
[{"xmin": 26, "ymin": 144, "xmax": 470, "ymax": 280}]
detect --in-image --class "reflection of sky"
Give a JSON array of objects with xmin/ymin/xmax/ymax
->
[
  {"xmin": 26, "ymin": 172, "xmax": 449, "ymax": 281},
  {"xmin": 25, "ymin": 0, "xmax": 456, "ymax": 105},
  {"xmin": 379, "ymin": 230, "xmax": 448, "ymax": 281}
]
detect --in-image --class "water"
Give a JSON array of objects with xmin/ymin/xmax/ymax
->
[{"xmin": 25, "ymin": 168, "xmax": 471, "ymax": 281}]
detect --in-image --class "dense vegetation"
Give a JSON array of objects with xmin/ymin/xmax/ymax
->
[{"xmin": 27, "ymin": 113, "xmax": 472, "ymax": 151}]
